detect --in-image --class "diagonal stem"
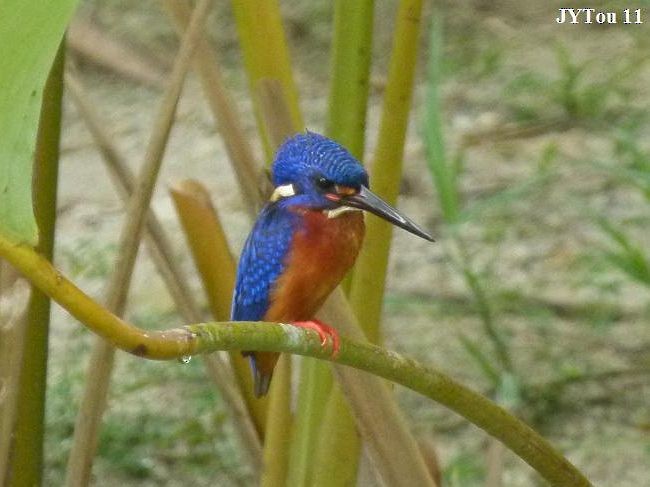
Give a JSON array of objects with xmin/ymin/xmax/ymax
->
[
  {"xmin": 65, "ymin": 1, "xmax": 213, "ymax": 485},
  {"xmin": 162, "ymin": 0, "xmax": 265, "ymax": 214},
  {"xmin": 65, "ymin": 73, "xmax": 262, "ymax": 472}
]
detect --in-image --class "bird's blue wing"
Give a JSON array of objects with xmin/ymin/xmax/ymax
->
[{"xmin": 231, "ymin": 204, "xmax": 297, "ymax": 321}]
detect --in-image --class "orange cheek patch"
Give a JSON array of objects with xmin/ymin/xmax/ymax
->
[{"xmin": 335, "ymin": 185, "xmax": 357, "ymax": 196}]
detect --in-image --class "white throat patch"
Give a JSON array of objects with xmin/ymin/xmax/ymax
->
[{"xmin": 325, "ymin": 207, "xmax": 362, "ymax": 219}]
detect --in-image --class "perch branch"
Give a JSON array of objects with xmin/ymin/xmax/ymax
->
[{"xmin": 0, "ymin": 235, "xmax": 592, "ymax": 487}]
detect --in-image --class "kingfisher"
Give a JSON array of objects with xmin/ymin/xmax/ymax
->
[{"xmin": 232, "ymin": 132, "xmax": 433, "ymax": 397}]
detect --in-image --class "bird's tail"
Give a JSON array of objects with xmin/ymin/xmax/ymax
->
[{"xmin": 244, "ymin": 351, "xmax": 279, "ymax": 397}]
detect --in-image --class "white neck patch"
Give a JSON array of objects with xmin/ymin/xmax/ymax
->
[{"xmin": 269, "ymin": 184, "xmax": 296, "ymax": 202}]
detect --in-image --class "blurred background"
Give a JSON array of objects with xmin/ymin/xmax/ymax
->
[{"xmin": 31, "ymin": 0, "xmax": 650, "ymax": 484}]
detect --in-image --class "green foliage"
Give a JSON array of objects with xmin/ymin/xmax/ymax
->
[
  {"xmin": 0, "ymin": 0, "xmax": 79, "ymax": 244},
  {"xmin": 422, "ymin": 12, "xmax": 514, "ymax": 387},
  {"xmin": 506, "ymin": 44, "xmax": 643, "ymax": 122},
  {"xmin": 586, "ymin": 123, "xmax": 650, "ymax": 289},
  {"xmin": 45, "ymin": 347, "xmax": 253, "ymax": 485},
  {"xmin": 607, "ymin": 123, "xmax": 650, "ymax": 198},
  {"xmin": 444, "ymin": 452, "xmax": 484, "ymax": 487},
  {"xmin": 423, "ymin": 14, "xmax": 459, "ymax": 224},
  {"xmin": 60, "ymin": 239, "xmax": 118, "ymax": 279},
  {"xmin": 597, "ymin": 218, "xmax": 650, "ymax": 288}
]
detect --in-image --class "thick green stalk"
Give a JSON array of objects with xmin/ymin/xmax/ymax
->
[
  {"xmin": 260, "ymin": 356, "xmax": 292, "ymax": 487},
  {"xmin": 311, "ymin": 391, "xmax": 359, "ymax": 486},
  {"xmin": 348, "ymin": 0, "xmax": 425, "ymax": 341},
  {"xmin": 286, "ymin": 358, "xmax": 333, "ymax": 486},
  {"xmin": 301, "ymin": 2, "xmax": 376, "ymax": 484},
  {"xmin": 0, "ymin": 233, "xmax": 593, "ymax": 486},
  {"xmin": 315, "ymin": 1, "xmax": 426, "ymax": 483},
  {"xmin": 8, "ymin": 43, "xmax": 64, "ymax": 487},
  {"xmin": 326, "ymin": 0, "xmax": 374, "ymax": 158}
]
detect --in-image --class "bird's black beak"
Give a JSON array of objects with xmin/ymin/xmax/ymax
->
[{"xmin": 340, "ymin": 186, "xmax": 434, "ymax": 242}]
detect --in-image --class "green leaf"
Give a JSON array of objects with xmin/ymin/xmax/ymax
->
[
  {"xmin": 424, "ymin": 13, "xmax": 461, "ymax": 224},
  {"xmin": 597, "ymin": 218, "xmax": 650, "ymax": 286},
  {"xmin": 0, "ymin": 0, "xmax": 79, "ymax": 244}
]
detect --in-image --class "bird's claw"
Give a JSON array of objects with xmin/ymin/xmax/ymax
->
[{"xmin": 291, "ymin": 320, "xmax": 340, "ymax": 358}]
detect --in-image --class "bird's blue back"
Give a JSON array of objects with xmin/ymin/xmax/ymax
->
[{"xmin": 231, "ymin": 203, "xmax": 298, "ymax": 321}]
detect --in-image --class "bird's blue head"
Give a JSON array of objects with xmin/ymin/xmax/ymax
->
[
  {"xmin": 270, "ymin": 132, "xmax": 433, "ymax": 241},
  {"xmin": 272, "ymin": 132, "xmax": 368, "ymax": 210}
]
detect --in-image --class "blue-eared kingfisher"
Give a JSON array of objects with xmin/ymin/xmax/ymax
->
[{"xmin": 231, "ymin": 132, "xmax": 433, "ymax": 397}]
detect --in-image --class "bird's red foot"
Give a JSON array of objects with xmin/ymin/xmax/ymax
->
[{"xmin": 291, "ymin": 320, "xmax": 340, "ymax": 358}]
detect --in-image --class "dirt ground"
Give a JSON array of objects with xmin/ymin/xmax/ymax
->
[{"xmin": 39, "ymin": 0, "xmax": 650, "ymax": 485}]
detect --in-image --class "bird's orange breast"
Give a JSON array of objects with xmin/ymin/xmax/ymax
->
[{"xmin": 264, "ymin": 210, "xmax": 364, "ymax": 322}]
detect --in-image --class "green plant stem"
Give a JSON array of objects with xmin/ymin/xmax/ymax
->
[
  {"xmin": 312, "ymin": 391, "xmax": 359, "ymax": 486},
  {"xmin": 292, "ymin": 5, "xmax": 375, "ymax": 484},
  {"xmin": 0, "ymin": 235, "xmax": 592, "ymax": 486},
  {"xmin": 287, "ymin": 358, "xmax": 333, "ymax": 486},
  {"xmin": 318, "ymin": 1, "xmax": 426, "ymax": 483},
  {"xmin": 8, "ymin": 42, "xmax": 64, "ymax": 487},
  {"xmin": 326, "ymin": 0, "xmax": 374, "ymax": 158},
  {"xmin": 349, "ymin": 0, "xmax": 425, "ymax": 340},
  {"xmin": 260, "ymin": 356, "xmax": 292, "ymax": 487}
]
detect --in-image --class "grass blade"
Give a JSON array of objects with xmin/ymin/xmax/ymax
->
[
  {"xmin": 423, "ymin": 12, "xmax": 460, "ymax": 224},
  {"xmin": 597, "ymin": 218, "xmax": 650, "ymax": 286},
  {"xmin": 458, "ymin": 333, "xmax": 500, "ymax": 386}
]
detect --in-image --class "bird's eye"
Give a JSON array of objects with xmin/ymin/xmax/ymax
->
[{"xmin": 316, "ymin": 176, "xmax": 335, "ymax": 191}]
